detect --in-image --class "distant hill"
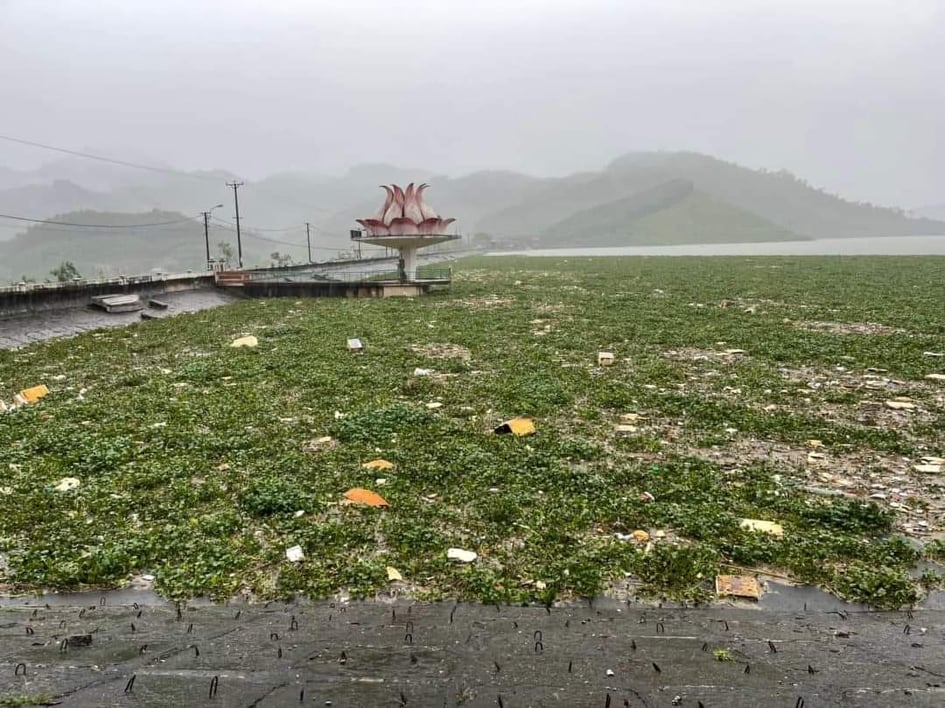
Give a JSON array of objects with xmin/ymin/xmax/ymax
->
[
  {"xmin": 539, "ymin": 180, "xmax": 797, "ymax": 246},
  {"xmin": 605, "ymin": 152, "xmax": 945, "ymax": 239},
  {"xmin": 2, "ymin": 150, "xmax": 943, "ymax": 265},
  {"xmin": 0, "ymin": 181, "xmax": 112, "ymax": 241},
  {"xmin": 475, "ymin": 152, "xmax": 945, "ymax": 243},
  {"xmin": 0, "ymin": 210, "xmax": 295, "ymax": 283},
  {"xmin": 913, "ymin": 203, "xmax": 945, "ymax": 221}
]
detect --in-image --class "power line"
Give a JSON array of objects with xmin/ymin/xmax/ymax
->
[
  {"xmin": 0, "ymin": 134, "xmax": 222, "ymax": 182},
  {"xmin": 212, "ymin": 215, "xmax": 304, "ymax": 232},
  {"xmin": 0, "ymin": 133, "xmax": 326, "ymax": 215},
  {"xmin": 0, "ymin": 212, "xmax": 200, "ymax": 228},
  {"xmin": 211, "ymin": 219, "xmax": 340, "ymax": 252}
]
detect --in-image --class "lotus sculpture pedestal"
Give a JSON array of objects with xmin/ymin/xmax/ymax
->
[{"xmin": 350, "ymin": 233, "xmax": 460, "ymax": 280}]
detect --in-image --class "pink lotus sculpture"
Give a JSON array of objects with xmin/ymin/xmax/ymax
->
[{"xmin": 356, "ymin": 183, "xmax": 456, "ymax": 236}]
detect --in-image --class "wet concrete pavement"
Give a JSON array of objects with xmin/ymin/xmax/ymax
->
[
  {"xmin": 1, "ymin": 595, "xmax": 943, "ymax": 707},
  {"xmin": 0, "ymin": 289, "xmax": 241, "ymax": 350}
]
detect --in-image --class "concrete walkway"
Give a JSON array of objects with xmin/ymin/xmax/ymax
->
[
  {"xmin": 1, "ymin": 597, "xmax": 942, "ymax": 706},
  {"xmin": 0, "ymin": 289, "xmax": 240, "ymax": 350}
]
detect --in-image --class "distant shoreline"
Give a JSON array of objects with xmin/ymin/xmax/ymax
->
[{"xmin": 487, "ymin": 235, "xmax": 945, "ymax": 258}]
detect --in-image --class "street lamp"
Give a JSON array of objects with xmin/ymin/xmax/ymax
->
[{"xmin": 202, "ymin": 204, "xmax": 224, "ymax": 270}]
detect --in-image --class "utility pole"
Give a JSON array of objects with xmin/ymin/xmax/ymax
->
[
  {"xmin": 202, "ymin": 211, "xmax": 212, "ymax": 269},
  {"xmin": 226, "ymin": 181, "xmax": 244, "ymax": 269},
  {"xmin": 201, "ymin": 204, "xmax": 224, "ymax": 270},
  {"xmin": 305, "ymin": 222, "xmax": 312, "ymax": 264}
]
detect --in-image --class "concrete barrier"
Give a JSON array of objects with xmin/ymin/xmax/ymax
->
[{"xmin": 0, "ymin": 274, "xmax": 215, "ymax": 319}]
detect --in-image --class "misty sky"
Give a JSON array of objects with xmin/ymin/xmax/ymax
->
[{"xmin": 1, "ymin": 0, "xmax": 943, "ymax": 207}]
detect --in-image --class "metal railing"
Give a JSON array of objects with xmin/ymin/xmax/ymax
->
[
  {"xmin": 349, "ymin": 229, "xmax": 463, "ymax": 242},
  {"xmin": 244, "ymin": 267, "xmax": 452, "ymax": 284}
]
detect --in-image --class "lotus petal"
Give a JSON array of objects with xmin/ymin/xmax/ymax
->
[
  {"xmin": 362, "ymin": 218, "xmax": 389, "ymax": 236},
  {"xmin": 404, "ymin": 182, "xmax": 423, "ymax": 222},
  {"xmin": 384, "ymin": 187, "xmax": 404, "ymax": 224},
  {"xmin": 416, "ymin": 218, "xmax": 439, "ymax": 234},
  {"xmin": 375, "ymin": 185, "xmax": 394, "ymax": 221},
  {"xmin": 388, "ymin": 217, "xmax": 419, "ymax": 236},
  {"xmin": 417, "ymin": 183, "xmax": 439, "ymax": 220},
  {"xmin": 437, "ymin": 217, "xmax": 456, "ymax": 233},
  {"xmin": 382, "ymin": 203, "xmax": 400, "ymax": 225}
]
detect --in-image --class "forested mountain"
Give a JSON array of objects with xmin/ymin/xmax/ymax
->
[{"xmin": 2, "ymin": 151, "xmax": 942, "ymax": 272}]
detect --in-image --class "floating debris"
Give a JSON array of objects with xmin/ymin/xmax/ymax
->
[
  {"xmin": 413, "ymin": 368, "xmax": 435, "ymax": 377},
  {"xmin": 740, "ymin": 518, "xmax": 784, "ymax": 537},
  {"xmin": 386, "ymin": 566, "xmax": 403, "ymax": 581},
  {"xmin": 230, "ymin": 335, "xmax": 258, "ymax": 348},
  {"xmin": 347, "ymin": 338, "xmax": 364, "ymax": 352},
  {"xmin": 716, "ymin": 574, "xmax": 762, "ymax": 600},
  {"xmin": 343, "ymin": 488, "xmax": 390, "ymax": 508},
  {"xmin": 807, "ymin": 451, "xmax": 827, "ymax": 465},
  {"xmin": 598, "ymin": 352, "xmax": 615, "ymax": 366},
  {"xmin": 53, "ymin": 477, "xmax": 81, "ymax": 492},
  {"xmin": 362, "ymin": 459, "xmax": 394, "ymax": 471},
  {"xmin": 303, "ymin": 436, "xmax": 335, "ymax": 454},
  {"xmin": 447, "ymin": 548, "xmax": 477, "ymax": 563},
  {"xmin": 885, "ymin": 399, "xmax": 917, "ymax": 411},
  {"xmin": 926, "ymin": 374, "xmax": 945, "ymax": 382},
  {"xmin": 425, "ymin": 402, "xmax": 443, "ymax": 409},
  {"xmin": 494, "ymin": 417, "xmax": 536, "ymax": 436},
  {"xmin": 914, "ymin": 457, "xmax": 945, "ymax": 474},
  {"xmin": 20, "ymin": 384, "xmax": 49, "ymax": 404},
  {"xmin": 285, "ymin": 545, "xmax": 305, "ymax": 563}
]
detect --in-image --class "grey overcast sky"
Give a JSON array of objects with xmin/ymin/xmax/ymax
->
[{"xmin": 1, "ymin": 0, "xmax": 943, "ymax": 207}]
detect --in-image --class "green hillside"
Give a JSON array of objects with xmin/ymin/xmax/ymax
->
[
  {"xmin": 474, "ymin": 169, "xmax": 673, "ymax": 237},
  {"xmin": 540, "ymin": 184, "xmax": 797, "ymax": 246},
  {"xmin": 475, "ymin": 151, "xmax": 945, "ymax": 245},
  {"xmin": 606, "ymin": 152, "xmax": 945, "ymax": 239}
]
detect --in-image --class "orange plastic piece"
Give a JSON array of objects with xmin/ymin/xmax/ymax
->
[
  {"xmin": 20, "ymin": 385, "xmax": 49, "ymax": 403},
  {"xmin": 343, "ymin": 488, "xmax": 389, "ymax": 508}
]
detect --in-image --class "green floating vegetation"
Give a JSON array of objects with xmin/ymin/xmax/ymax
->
[{"xmin": 1, "ymin": 255, "xmax": 943, "ymax": 609}]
